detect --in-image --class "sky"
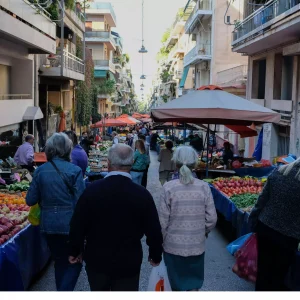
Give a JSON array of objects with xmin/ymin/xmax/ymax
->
[{"xmin": 107, "ymin": 0, "xmax": 188, "ymax": 102}]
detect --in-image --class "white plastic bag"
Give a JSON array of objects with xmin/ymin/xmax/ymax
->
[{"xmin": 147, "ymin": 259, "xmax": 172, "ymax": 291}]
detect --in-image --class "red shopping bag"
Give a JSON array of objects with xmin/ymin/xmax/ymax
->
[{"xmin": 232, "ymin": 233, "xmax": 258, "ymax": 283}]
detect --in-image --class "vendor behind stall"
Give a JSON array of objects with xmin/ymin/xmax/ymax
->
[
  {"xmin": 222, "ymin": 141, "xmax": 234, "ymax": 165},
  {"xmin": 13, "ymin": 134, "xmax": 35, "ymax": 172}
]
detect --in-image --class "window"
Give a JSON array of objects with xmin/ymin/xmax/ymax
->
[
  {"xmin": 252, "ymin": 59, "xmax": 266, "ymax": 99},
  {"xmin": 281, "ymin": 56, "xmax": 293, "ymax": 100}
]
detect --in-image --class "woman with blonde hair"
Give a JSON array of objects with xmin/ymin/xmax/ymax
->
[
  {"xmin": 159, "ymin": 146, "xmax": 217, "ymax": 291},
  {"xmin": 130, "ymin": 140, "xmax": 150, "ymax": 185},
  {"xmin": 249, "ymin": 159, "xmax": 300, "ymax": 291}
]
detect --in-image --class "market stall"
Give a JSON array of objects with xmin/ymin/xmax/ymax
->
[{"xmin": 0, "ymin": 181, "xmax": 50, "ymax": 291}]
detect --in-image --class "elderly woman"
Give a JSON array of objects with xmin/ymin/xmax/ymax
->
[
  {"xmin": 158, "ymin": 140, "xmax": 175, "ymax": 185},
  {"xmin": 26, "ymin": 133, "xmax": 85, "ymax": 291},
  {"xmin": 249, "ymin": 160, "xmax": 300, "ymax": 291},
  {"xmin": 159, "ymin": 146, "xmax": 217, "ymax": 291}
]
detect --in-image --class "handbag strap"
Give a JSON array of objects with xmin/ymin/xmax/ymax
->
[{"xmin": 50, "ymin": 160, "xmax": 75, "ymax": 197}]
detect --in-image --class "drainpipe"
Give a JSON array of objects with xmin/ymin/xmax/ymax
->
[{"xmin": 33, "ymin": 54, "xmax": 39, "ymax": 151}]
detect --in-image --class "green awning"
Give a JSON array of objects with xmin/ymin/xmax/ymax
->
[
  {"xmin": 94, "ymin": 70, "xmax": 107, "ymax": 78},
  {"xmin": 179, "ymin": 65, "xmax": 190, "ymax": 88}
]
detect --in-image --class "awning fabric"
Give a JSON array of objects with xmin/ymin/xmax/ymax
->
[
  {"xmin": 179, "ymin": 66, "xmax": 190, "ymax": 88},
  {"xmin": 225, "ymin": 125, "xmax": 258, "ymax": 138},
  {"xmin": 94, "ymin": 70, "xmax": 107, "ymax": 78},
  {"xmin": 23, "ymin": 107, "xmax": 43, "ymax": 121}
]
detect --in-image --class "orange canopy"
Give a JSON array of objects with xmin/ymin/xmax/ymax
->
[
  {"xmin": 116, "ymin": 116, "xmax": 136, "ymax": 125},
  {"xmin": 132, "ymin": 113, "xmax": 143, "ymax": 119},
  {"xmin": 91, "ymin": 118, "xmax": 127, "ymax": 128}
]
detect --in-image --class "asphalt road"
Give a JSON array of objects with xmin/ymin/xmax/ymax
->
[{"xmin": 29, "ymin": 151, "xmax": 254, "ymax": 291}]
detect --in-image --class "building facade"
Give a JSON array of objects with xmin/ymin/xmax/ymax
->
[
  {"xmin": 0, "ymin": 0, "xmax": 56, "ymax": 139},
  {"xmin": 86, "ymin": 2, "xmax": 136, "ymax": 118},
  {"xmin": 182, "ymin": 0, "xmax": 248, "ymax": 89},
  {"xmin": 232, "ymin": 0, "xmax": 300, "ymax": 160}
]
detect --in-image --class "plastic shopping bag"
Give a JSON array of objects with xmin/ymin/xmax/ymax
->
[
  {"xmin": 147, "ymin": 259, "xmax": 172, "ymax": 291},
  {"xmin": 28, "ymin": 204, "xmax": 41, "ymax": 226},
  {"xmin": 232, "ymin": 233, "xmax": 257, "ymax": 283},
  {"xmin": 226, "ymin": 233, "xmax": 252, "ymax": 256}
]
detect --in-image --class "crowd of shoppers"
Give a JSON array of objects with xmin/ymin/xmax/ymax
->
[{"xmin": 23, "ymin": 122, "xmax": 298, "ymax": 293}]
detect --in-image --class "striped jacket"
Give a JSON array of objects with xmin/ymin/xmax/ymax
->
[{"xmin": 159, "ymin": 179, "xmax": 217, "ymax": 257}]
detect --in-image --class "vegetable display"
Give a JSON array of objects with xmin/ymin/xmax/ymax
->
[
  {"xmin": 212, "ymin": 176, "xmax": 265, "ymax": 211},
  {"xmin": 8, "ymin": 181, "xmax": 30, "ymax": 192}
]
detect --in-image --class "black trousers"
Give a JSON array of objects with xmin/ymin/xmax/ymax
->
[
  {"xmin": 256, "ymin": 222, "xmax": 298, "ymax": 291},
  {"xmin": 86, "ymin": 266, "xmax": 140, "ymax": 291},
  {"xmin": 141, "ymin": 166, "xmax": 149, "ymax": 188}
]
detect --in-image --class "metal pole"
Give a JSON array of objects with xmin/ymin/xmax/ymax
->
[
  {"xmin": 60, "ymin": 0, "xmax": 64, "ymax": 77},
  {"xmin": 206, "ymin": 124, "xmax": 210, "ymax": 178},
  {"xmin": 33, "ymin": 54, "xmax": 39, "ymax": 151}
]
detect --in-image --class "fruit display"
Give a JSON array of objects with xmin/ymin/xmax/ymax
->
[
  {"xmin": 212, "ymin": 176, "xmax": 265, "ymax": 211},
  {"xmin": 0, "ymin": 181, "xmax": 31, "ymax": 246}
]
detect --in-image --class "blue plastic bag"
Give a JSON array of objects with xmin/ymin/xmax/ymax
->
[{"xmin": 226, "ymin": 233, "xmax": 252, "ymax": 256}]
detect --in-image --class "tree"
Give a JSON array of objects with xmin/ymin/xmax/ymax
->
[{"xmin": 161, "ymin": 28, "xmax": 171, "ymax": 43}]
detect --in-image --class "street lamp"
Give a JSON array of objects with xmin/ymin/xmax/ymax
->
[
  {"xmin": 140, "ymin": 75, "xmax": 146, "ymax": 80},
  {"xmin": 138, "ymin": 45, "xmax": 148, "ymax": 53}
]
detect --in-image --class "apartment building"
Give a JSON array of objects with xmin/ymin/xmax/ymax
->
[
  {"xmin": 182, "ymin": 0, "xmax": 248, "ymax": 89},
  {"xmin": 151, "ymin": 8, "xmax": 195, "ymax": 108},
  {"xmin": 0, "ymin": 0, "xmax": 56, "ymax": 138},
  {"xmin": 232, "ymin": 0, "xmax": 300, "ymax": 160},
  {"xmin": 38, "ymin": 1, "xmax": 85, "ymax": 140}
]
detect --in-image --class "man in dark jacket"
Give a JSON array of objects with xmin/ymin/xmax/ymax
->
[{"xmin": 68, "ymin": 144, "xmax": 163, "ymax": 291}]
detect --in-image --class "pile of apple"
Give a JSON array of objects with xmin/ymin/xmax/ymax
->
[
  {"xmin": 0, "ymin": 204, "xmax": 30, "ymax": 246},
  {"xmin": 213, "ymin": 176, "xmax": 264, "ymax": 198}
]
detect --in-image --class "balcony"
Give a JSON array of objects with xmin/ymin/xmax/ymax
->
[
  {"xmin": 183, "ymin": 44, "xmax": 211, "ymax": 67},
  {"xmin": 0, "ymin": 97, "xmax": 34, "ymax": 128},
  {"xmin": 0, "ymin": 0, "xmax": 56, "ymax": 54},
  {"xmin": 168, "ymin": 43, "xmax": 185, "ymax": 61},
  {"xmin": 113, "ymin": 58, "xmax": 122, "ymax": 69},
  {"xmin": 40, "ymin": 50, "xmax": 85, "ymax": 81},
  {"xmin": 94, "ymin": 60, "xmax": 115, "ymax": 73},
  {"xmin": 85, "ymin": 31, "xmax": 116, "ymax": 50},
  {"xmin": 64, "ymin": 8, "xmax": 85, "ymax": 38},
  {"xmin": 232, "ymin": 0, "xmax": 300, "ymax": 55},
  {"xmin": 216, "ymin": 65, "xmax": 248, "ymax": 87},
  {"xmin": 86, "ymin": 3, "xmax": 117, "ymax": 27},
  {"xmin": 185, "ymin": 0, "xmax": 213, "ymax": 33}
]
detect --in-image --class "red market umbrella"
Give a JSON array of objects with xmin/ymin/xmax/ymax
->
[
  {"xmin": 58, "ymin": 111, "xmax": 66, "ymax": 132},
  {"xmin": 140, "ymin": 118, "xmax": 152, "ymax": 123},
  {"xmin": 91, "ymin": 118, "xmax": 127, "ymax": 128},
  {"xmin": 151, "ymin": 86, "xmax": 280, "ymax": 126},
  {"xmin": 116, "ymin": 116, "xmax": 137, "ymax": 125}
]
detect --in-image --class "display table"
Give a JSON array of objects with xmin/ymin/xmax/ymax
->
[
  {"xmin": 234, "ymin": 166, "xmax": 276, "ymax": 178},
  {"xmin": 0, "ymin": 224, "xmax": 50, "ymax": 291}
]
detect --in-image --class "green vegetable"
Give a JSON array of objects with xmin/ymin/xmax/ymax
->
[{"xmin": 230, "ymin": 193, "xmax": 258, "ymax": 209}]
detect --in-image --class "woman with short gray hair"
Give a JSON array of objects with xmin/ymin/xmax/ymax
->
[
  {"xmin": 159, "ymin": 146, "xmax": 217, "ymax": 291},
  {"xmin": 26, "ymin": 132, "xmax": 85, "ymax": 291}
]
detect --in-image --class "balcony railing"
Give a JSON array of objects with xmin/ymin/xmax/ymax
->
[
  {"xmin": 94, "ymin": 60, "xmax": 115, "ymax": 72},
  {"xmin": 0, "ymin": 94, "xmax": 31, "ymax": 100},
  {"xmin": 232, "ymin": 0, "xmax": 300, "ymax": 44},
  {"xmin": 185, "ymin": 0, "xmax": 212, "ymax": 32},
  {"xmin": 87, "ymin": 2, "xmax": 117, "ymax": 25},
  {"xmin": 175, "ymin": 70, "xmax": 183, "ymax": 79},
  {"xmin": 41, "ymin": 50, "xmax": 84, "ymax": 74},
  {"xmin": 85, "ymin": 31, "xmax": 116, "ymax": 47},
  {"xmin": 216, "ymin": 65, "xmax": 248, "ymax": 86},
  {"xmin": 184, "ymin": 44, "xmax": 211, "ymax": 66}
]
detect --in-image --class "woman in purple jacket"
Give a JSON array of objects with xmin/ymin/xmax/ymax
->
[{"xmin": 65, "ymin": 131, "xmax": 88, "ymax": 176}]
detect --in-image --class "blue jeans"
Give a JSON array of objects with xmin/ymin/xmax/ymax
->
[
  {"xmin": 46, "ymin": 234, "xmax": 82, "ymax": 291},
  {"xmin": 130, "ymin": 171, "xmax": 144, "ymax": 185}
]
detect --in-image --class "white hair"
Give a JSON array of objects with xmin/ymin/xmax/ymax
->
[
  {"xmin": 108, "ymin": 144, "xmax": 133, "ymax": 169},
  {"xmin": 172, "ymin": 146, "xmax": 198, "ymax": 185},
  {"xmin": 45, "ymin": 133, "xmax": 72, "ymax": 161},
  {"xmin": 279, "ymin": 157, "xmax": 300, "ymax": 180}
]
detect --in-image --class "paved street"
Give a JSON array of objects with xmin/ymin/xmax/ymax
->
[{"xmin": 30, "ymin": 151, "xmax": 253, "ymax": 291}]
